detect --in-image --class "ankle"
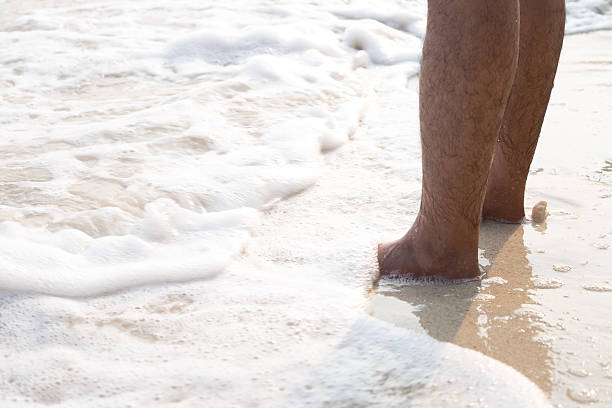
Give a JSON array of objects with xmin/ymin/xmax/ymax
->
[
  {"xmin": 482, "ymin": 188, "xmax": 525, "ymax": 222},
  {"xmin": 411, "ymin": 212, "xmax": 480, "ymax": 249},
  {"xmin": 406, "ymin": 214, "xmax": 480, "ymax": 269},
  {"xmin": 483, "ymin": 161, "xmax": 527, "ymax": 223}
]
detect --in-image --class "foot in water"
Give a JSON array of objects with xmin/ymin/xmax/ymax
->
[{"xmin": 377, "ymin": 222, "xmax": 481, "ymax": 280}]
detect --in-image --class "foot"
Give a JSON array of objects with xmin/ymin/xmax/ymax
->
[
  {"xmin": 377, "ymin": 227, "xmax": 480, "ymax": 280},
  {"xmin": 482, "ymin": 198, "xmax": 525, "ymax": 223}
]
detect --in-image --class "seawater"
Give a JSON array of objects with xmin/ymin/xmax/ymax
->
[{"xmin": 1, "ymin": 0, "xmax": 610, "ymax": 406}]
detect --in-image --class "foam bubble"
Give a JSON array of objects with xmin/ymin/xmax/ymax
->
[
  {"xmin": 344, "ymin": 20, "xmax": 422, "ymax": 65},
  {"xmin": 0, "ymin": 1, "xmax": 608, "ymax": 406},
  {"xmin": 566, "ymin": 387, "xmax": 599, "ymax": 403},
  {"xmin": 566, "ymin": 0, "xmax": 612, "ymax": 33},
  {"xmin": 533, "ymin": 278, "xmax": 564, "ymax": 289},
  {"xmin": 0, "ymin": 201, "xmax": 258, "ymax": 296},
  {"xmin": 583, "ymin": 284, "xmax": 612, "ymax": 292}
]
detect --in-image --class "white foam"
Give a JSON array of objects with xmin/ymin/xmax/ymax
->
[
  {"xmin": 164, "ymin": 26, "xmax": 343, "ymax": 65},
  {"xmin": 566, "ymin": 0, "xmax": 612, "ymax": 34},
  {"xmin": 0, "ymin": 1, "xmax": 369, "ymax": 295},
  {"xmin": 0, "ymin": 0, "xmax": 608, "ymax": 406},
  {"xmin": 0, "ymin": 265, "xmax": 551, "ymax": 408},
  {"xmin": 0, "ymin": 200, "xmax": 258, "ymax": 296},
  {"xmin": 330, "ymin": 1, "xmax": 427, "ymax": 38},
  {"xmin": 344, "ymin": 20, "xmax": 422, "ymax": 65}
]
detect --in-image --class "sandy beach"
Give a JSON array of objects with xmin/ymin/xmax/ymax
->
[
  {"xmin": 373, "ymin": 30, "xmax": 612, "ymax": 406},
  {"xmin": 1, "ymin": 1, "xmax": 611, "ymax": 406}
]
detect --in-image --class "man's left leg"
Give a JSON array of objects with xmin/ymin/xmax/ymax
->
[{"xmin": 482, "ymin": 0, "xmax": 566, "ymax": 222}]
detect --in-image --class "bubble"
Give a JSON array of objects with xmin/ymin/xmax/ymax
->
[
  {"xmin": 568, "ymin": 367, "xmax": 590, "ymax": 377},
  {"xmin": 532, "ymin": 278, "xmax": 563, "ymax": 289},
  {"xmin": 583, "ymin": 285, "xmax": 612, "ymax": 292},
  {"xmin": 482, "ymin": 277, "xmax": 508, "ymax": 286},
  {"xmin": 474, "ymin": 294, "xmax": 495, "ymax": 302},
  {"xmin": 566, "ymin": 388, "xmax": 599, "ymax": 403}
]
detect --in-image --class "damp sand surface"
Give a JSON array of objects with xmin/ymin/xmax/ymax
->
[
  {"xmin": 373, "ymin": 31, "xmax": 612, "ymax": 407},
  {"xmin": 1, "ymin": 2, "xmax": 611, "ymax": 406}
]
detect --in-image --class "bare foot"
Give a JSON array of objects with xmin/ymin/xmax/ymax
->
[
  {"xmin": 482, "ymin": 207, "xmax": 525, "ymax": 224},
  {"xmin": 377, "ymin": 226, "xmax": 480, "ymax": 280}
]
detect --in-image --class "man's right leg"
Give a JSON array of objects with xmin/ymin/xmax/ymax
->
[
  {"xmin": 483, "ymin": 0, "xmax": 566, "ymax": 223},
  {"xmin": 378, "ymin": 0, "xmax": 519, "ymax": 279}
]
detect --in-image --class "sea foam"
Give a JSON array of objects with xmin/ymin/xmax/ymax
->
[{"xmin": 1, "ymin": 0, "xmax": 610, "ymax": 406}]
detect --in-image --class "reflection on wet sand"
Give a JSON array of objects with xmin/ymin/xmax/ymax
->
[{"xmin": 372, "ymin": 221, "xmax": 553, "ymax": 394}]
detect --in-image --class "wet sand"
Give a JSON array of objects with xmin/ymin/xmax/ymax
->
[
  {"xmin": 372, "ymin": 30, "xmax": 612, "ymax": 407},
  {"xmin": 1, "ymin": 3, "xmax": 610, "ymax": 406}
]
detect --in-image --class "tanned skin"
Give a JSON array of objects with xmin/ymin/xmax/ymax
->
[
  {"xmin": 483, "ymin": 0, "xmax": 566, "ymax": 222},
  {"xmin": 378, "ymin": 0, "xmax": 566, "ymax": 279}
]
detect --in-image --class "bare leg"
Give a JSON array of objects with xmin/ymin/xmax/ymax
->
[
  {"xmin": 483, "ymin": 0, "xmax": 566, "ymax": 223},
  {"xmin": 378, "ymin": 0, "xmax": 519, "ymax": 279}
]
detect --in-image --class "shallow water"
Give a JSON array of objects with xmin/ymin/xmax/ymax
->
[
  {"xmin": 373, "ymin": 31, "xmax": 612, "ymax": 407},
  {"xmin": 1, "ymin": 1, "xmax": 611, "ymax": 406}
]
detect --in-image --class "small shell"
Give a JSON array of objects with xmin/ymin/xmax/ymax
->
[{"xmin": 531, "ymin": 200, "xmax": 548, "ymax": 223}]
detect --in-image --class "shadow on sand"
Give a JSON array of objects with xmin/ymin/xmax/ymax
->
[{"xmin": 371, "ymin": 220, "xmax": 554, "ymax": 394}]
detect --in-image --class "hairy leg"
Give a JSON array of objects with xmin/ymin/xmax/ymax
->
[
  {"xmin": 483, "ymin": 0, "xmax": 566, "ymax": 223},
  {"xmin": 378, "ymin": 0, "xmax": 519, "ymax": 279}
]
